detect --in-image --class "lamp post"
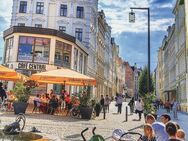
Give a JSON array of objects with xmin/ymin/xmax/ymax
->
[{"xmin": 129, "ymin": 7, "xmax": 151, "ymax": 93}]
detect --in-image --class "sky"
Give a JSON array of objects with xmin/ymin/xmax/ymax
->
[{"xmin": 0, "ymin": 0, "xmax": 176, "ymax": 71}]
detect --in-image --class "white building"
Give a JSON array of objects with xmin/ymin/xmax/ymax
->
[{"xmin": 11, "ymin": 0, "xmax": 98, "ymax": 78}]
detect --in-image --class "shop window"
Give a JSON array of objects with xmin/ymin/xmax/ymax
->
[
  {"xmin": 76, "ymin": 6, "xmax": 84, "ymax": 18},
  {"xmin": 19, "ymin": 1, "xmax": 27, "ymax": 13},
  {"xmin": 74, "ymin": 48, "xmax": 78, "ymax": 70},
  {"xmin": 34, "ymin": 38, "xmax": 50, "ymax": 63},
  {"xmin": 5, "ymin": 37, "xmax": 14, "ymax": 63},
  {"xmin": 79, "ymin": 52, "xmax": 83, "ymax": 73},
  {"xmin": 55, "ymin": 40, "xmax": 72, "ymax": 68},
  {"xmin": 18, "ymin": 36, "xmax": 50, "ymax": 63},
  {"xmin": 18, "ymin": 36, "xmax": 34, "ymax": 62}
]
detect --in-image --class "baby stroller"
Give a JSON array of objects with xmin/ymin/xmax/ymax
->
[
  {"xmin": 112, "ymin": 129, "xmax": 142, "ymax": 141},
  {"xmin": 81, "ymin": 127, "xmax": 105, "ymax": 141}
]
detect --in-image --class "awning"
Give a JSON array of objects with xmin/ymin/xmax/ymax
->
[
  {"xmin": 0, "ymin": 65, "xmax": 28, "ymax": 81},
  {"xmin": 30, "ymin": 68, "xmax": 96, "ymax": 86}
]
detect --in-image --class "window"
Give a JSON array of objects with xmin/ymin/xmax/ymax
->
[
  {"xmin": 55, "ymin": 40, "xmax": 72, "ymax": 68},
  {"xmin": 60, "ymin": 4, "xmax": 67, "ymax": 16},
  {"xmin": 75, "ymin": 28, "xmax": 83, "ymax": 41},
  {"xmin": 35, "ymin": 24, "xmax": 42, "ymax": 28},
  {"xmin": 18, "ymin": 36, "xmax": 50, "ymax": 63},
  {"xmin": 19, "ymin": 1, "xmax": 27, "ymax": 13},
  {"xmin": 5, "ymin": 37, "xmax": 14, "ymax": 62},
  {"xmin": 59, "ymin": 26, "xmax": 66, "ymax": 32},
  {"xmin": 18, "ymin": 23, "xmax": 25, "ymax": 26},
  {"xmin": 74, "ymin": 48, "xmax": 78, "ymax": 70},
  {"xmin": 18, "ymin": 36, "xmax": 35, "ymax": 62},
  {"xmin": 79, "ymin": 53, "xmax": 83, "ymax": 73},
  {"xmin": 76, "ymin": 6, "xmax": 84, "ymax": 18},
  {"xmin": 36, "ymin": 2, "xmax": 44, "ymax": 14},
  {"xmin": 34, "ymin": 38, "xmax": 50, "ymax": 63}
]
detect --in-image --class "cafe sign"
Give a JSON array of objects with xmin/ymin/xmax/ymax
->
[{"xmin": 18, "ymin": 62, "xmax": 46, "ymax": 71}]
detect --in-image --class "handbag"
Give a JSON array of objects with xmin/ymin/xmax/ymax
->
[{"xmin": 115, "ymin": 103, "xmax": 118, "ymax": 107}]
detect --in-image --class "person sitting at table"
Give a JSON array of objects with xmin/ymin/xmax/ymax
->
[
  {"xmin": 7, "ymin": 90, "xmax": 15, "ymax": 111},
  {"xmin": 47, "ymin": 95, "xmax": 58, "ymax": 115},
  {"xmin": 32, "ymin": 94, "xmax": 41, "ymax": 113},
  {"xmin": 65, "ymin": 94, "xmax": 72, "ymax": 116},
  {"xmin": 49, "ymin": 89, "xmax": 54, "ymax": 98}
]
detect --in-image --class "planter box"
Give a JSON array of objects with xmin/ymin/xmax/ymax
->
[
  {"xmin": 13, "ymin": 102, "xmax": 28, "ymax": 115},
  {"xmin": 80, "ymin": 107, "xmax": 93, "ymax": 119}
]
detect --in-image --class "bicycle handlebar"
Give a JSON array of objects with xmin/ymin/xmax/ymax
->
[
  {"xmin": 119, "ymin": 132, "xmax": 142, "ymax": 141},
  {"xmin": 81, "ymin": 128, "xmax": 89, "ymax": 141},
  {"xmin": 92, "ymin": 127, "xmax": 96, "ymax": 135}
]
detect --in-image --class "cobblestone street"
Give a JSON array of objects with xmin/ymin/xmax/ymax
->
[{"xmin": 0, "ymin": 102, "xmax": 145, "ymax": 141}]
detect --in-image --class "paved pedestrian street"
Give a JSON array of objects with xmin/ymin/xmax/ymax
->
[
  {"xmin": 1, "ymin": 102, "xmax": 188, "ymax": 140},
  {"xmin": 0, "ymin": 102, "xmax": 145, "ymax": 141}
]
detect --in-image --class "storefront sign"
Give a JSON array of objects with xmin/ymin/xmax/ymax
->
[{"xmin": 18, "ymin": 62, "xmax": 46, "ymax": 71}]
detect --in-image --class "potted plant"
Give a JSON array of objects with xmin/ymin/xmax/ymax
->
[
  {"xmin": 79, "ymin": 91, "xmax": 94, "ymax": 119},
  {"xmin": 13, "ymin": 80, "xmax": 38, "ymax": 114},
  {"xmin": 142, "ymin": 93, "xmax": 157, "ymax": 119}
]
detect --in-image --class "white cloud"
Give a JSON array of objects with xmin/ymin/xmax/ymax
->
[{"xmin": 99, "ymin": 0, "xmax": 174, "ymax": 35}]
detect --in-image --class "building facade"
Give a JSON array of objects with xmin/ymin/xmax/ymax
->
[
  {"xmin": 156, "ymin": 0, "xmax": 188, "ymax": 112},
  {"xmin": 3, "ymin": 26, "xmax": 88, "ymax": 94},
  {"xmin": 11, "ymin": 0, "xmax": 98, "ymax": 82}
]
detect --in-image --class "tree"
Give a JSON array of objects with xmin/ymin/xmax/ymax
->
[{"xmin": 138, "ymin": 66, "xmax": 154, "ymax": 97}]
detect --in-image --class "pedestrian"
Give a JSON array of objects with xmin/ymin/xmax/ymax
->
[
  {"xmin": 141, "ymin": 124, "xmax": 156, "ymax": 141},
  {"xmin": 164, "ymin": 100, "xmax": 171, "ymax": 113},
  {"xmin": 165, "ymin": 121, "xmax": 181, "ymax": 141},
  {"xmin": 135, "ymin": 98, "xmax": 144, "ymax": 120},
  {"xmin": 172, "ymin": 99, "xmax": 180, "ymax": 119},
  {"xmin": 128, "ymin": 97, "xmax": 134, "ymax": 115},
  {"xmin": 145, "ymin": 114, "xmax": 168, "ymax": 141},
  {"xmin": 116, "ymin": 93, "xmax": 123, "ymax": 114},
  {"xmin": 104, "ymin": 95, "xmax": 111, "ymax": 113},
  {"xmin": 100, "ymin": 95, "xmax": 105, "ymax": 113},
  {"xmin": 0, "ymin": 82, "xmax": 7, "ymax": 102},
  {"xmin": 176, "ymin": 129, "xmax": 185, "ymax": 141},
  {"xmin": 160, "ymin": 114, "xmax": 171, "ymax": 124}
]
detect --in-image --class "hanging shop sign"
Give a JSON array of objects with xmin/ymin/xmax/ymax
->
[{"xmin": 18, "ymin": 62, "xmax": 46, "ymax": 71}]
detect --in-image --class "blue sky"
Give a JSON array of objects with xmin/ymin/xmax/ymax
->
[{"xmin": 0, "ymin": 0, "xmax": 176, "ymax": 71}]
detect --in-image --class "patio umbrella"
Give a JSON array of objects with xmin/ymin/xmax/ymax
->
[
  {"xmin": 30, "ymin": 68, "xmax": 96, "ymax": 86},
  {"xmin": 0, "ymin": 65, "xmax": 28, "ymax": 81}
]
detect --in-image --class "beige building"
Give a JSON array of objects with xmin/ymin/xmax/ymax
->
[{"xmin": 156, "ymin": 0, "xmax": 188, "ymax": 112}]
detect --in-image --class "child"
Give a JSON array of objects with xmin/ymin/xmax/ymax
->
[
  {"xmin": 141, "ymin": 124, "xmax": 156, "ymax": 141},
  {"xmin": 176, "ymin": 129, "xmax": 185, "ymax": 141}
]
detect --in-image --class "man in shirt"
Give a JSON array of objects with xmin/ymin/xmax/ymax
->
[
  {"xmin": 0, "ymin": 82, "xmax": 7, "ymax": 101},
  {"xmin": 146, "ymin": 114, "xmax": 168, "ymax": 141}
]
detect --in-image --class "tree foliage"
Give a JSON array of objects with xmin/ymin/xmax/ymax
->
[{"xmin": 138, "ymin": 66, "xmax": 154, "ymax": 97}]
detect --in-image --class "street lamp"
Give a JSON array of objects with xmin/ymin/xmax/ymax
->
[{"xmin": 129, "ymin": 7, "xmax": 151, "ymax": 93}]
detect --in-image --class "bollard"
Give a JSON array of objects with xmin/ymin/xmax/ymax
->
[
  {"xmin": 125, "ymin": 106, "xmax": 128, "ymax": 122},
  {"xmin": 103, "ymin": 107, "xmax": 106, "ymax": 119}
]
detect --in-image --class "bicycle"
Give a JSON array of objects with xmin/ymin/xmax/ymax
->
[{"xmin": 81, "ymin": 127, "xmax": 105, "ymax": 141}]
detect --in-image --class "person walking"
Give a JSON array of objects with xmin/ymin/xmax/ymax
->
[
  {"xmin": 104, "ymin": 95, "xmax": 111, "ymax": 113},
  {"xmin": 116, "ymin": 93, "xmax": 123, "ymax": 114},
  {"xmin": 135, "ymin": 98, "xmax": 144, "ymax": 120},
  {"xmin": 0, "ymin": 82, "xmax": 7, "ymax": 102},
  {"xmin": 100, "ymin": 95, "xmax": 105, "ymax": 114},
  {"xmin": 172, "ymin": 99, "xmax": 179, "ymax": 120},
  {"xmin": 128, "ymin": 97, "xmax": 135, "ymax": 115}
]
